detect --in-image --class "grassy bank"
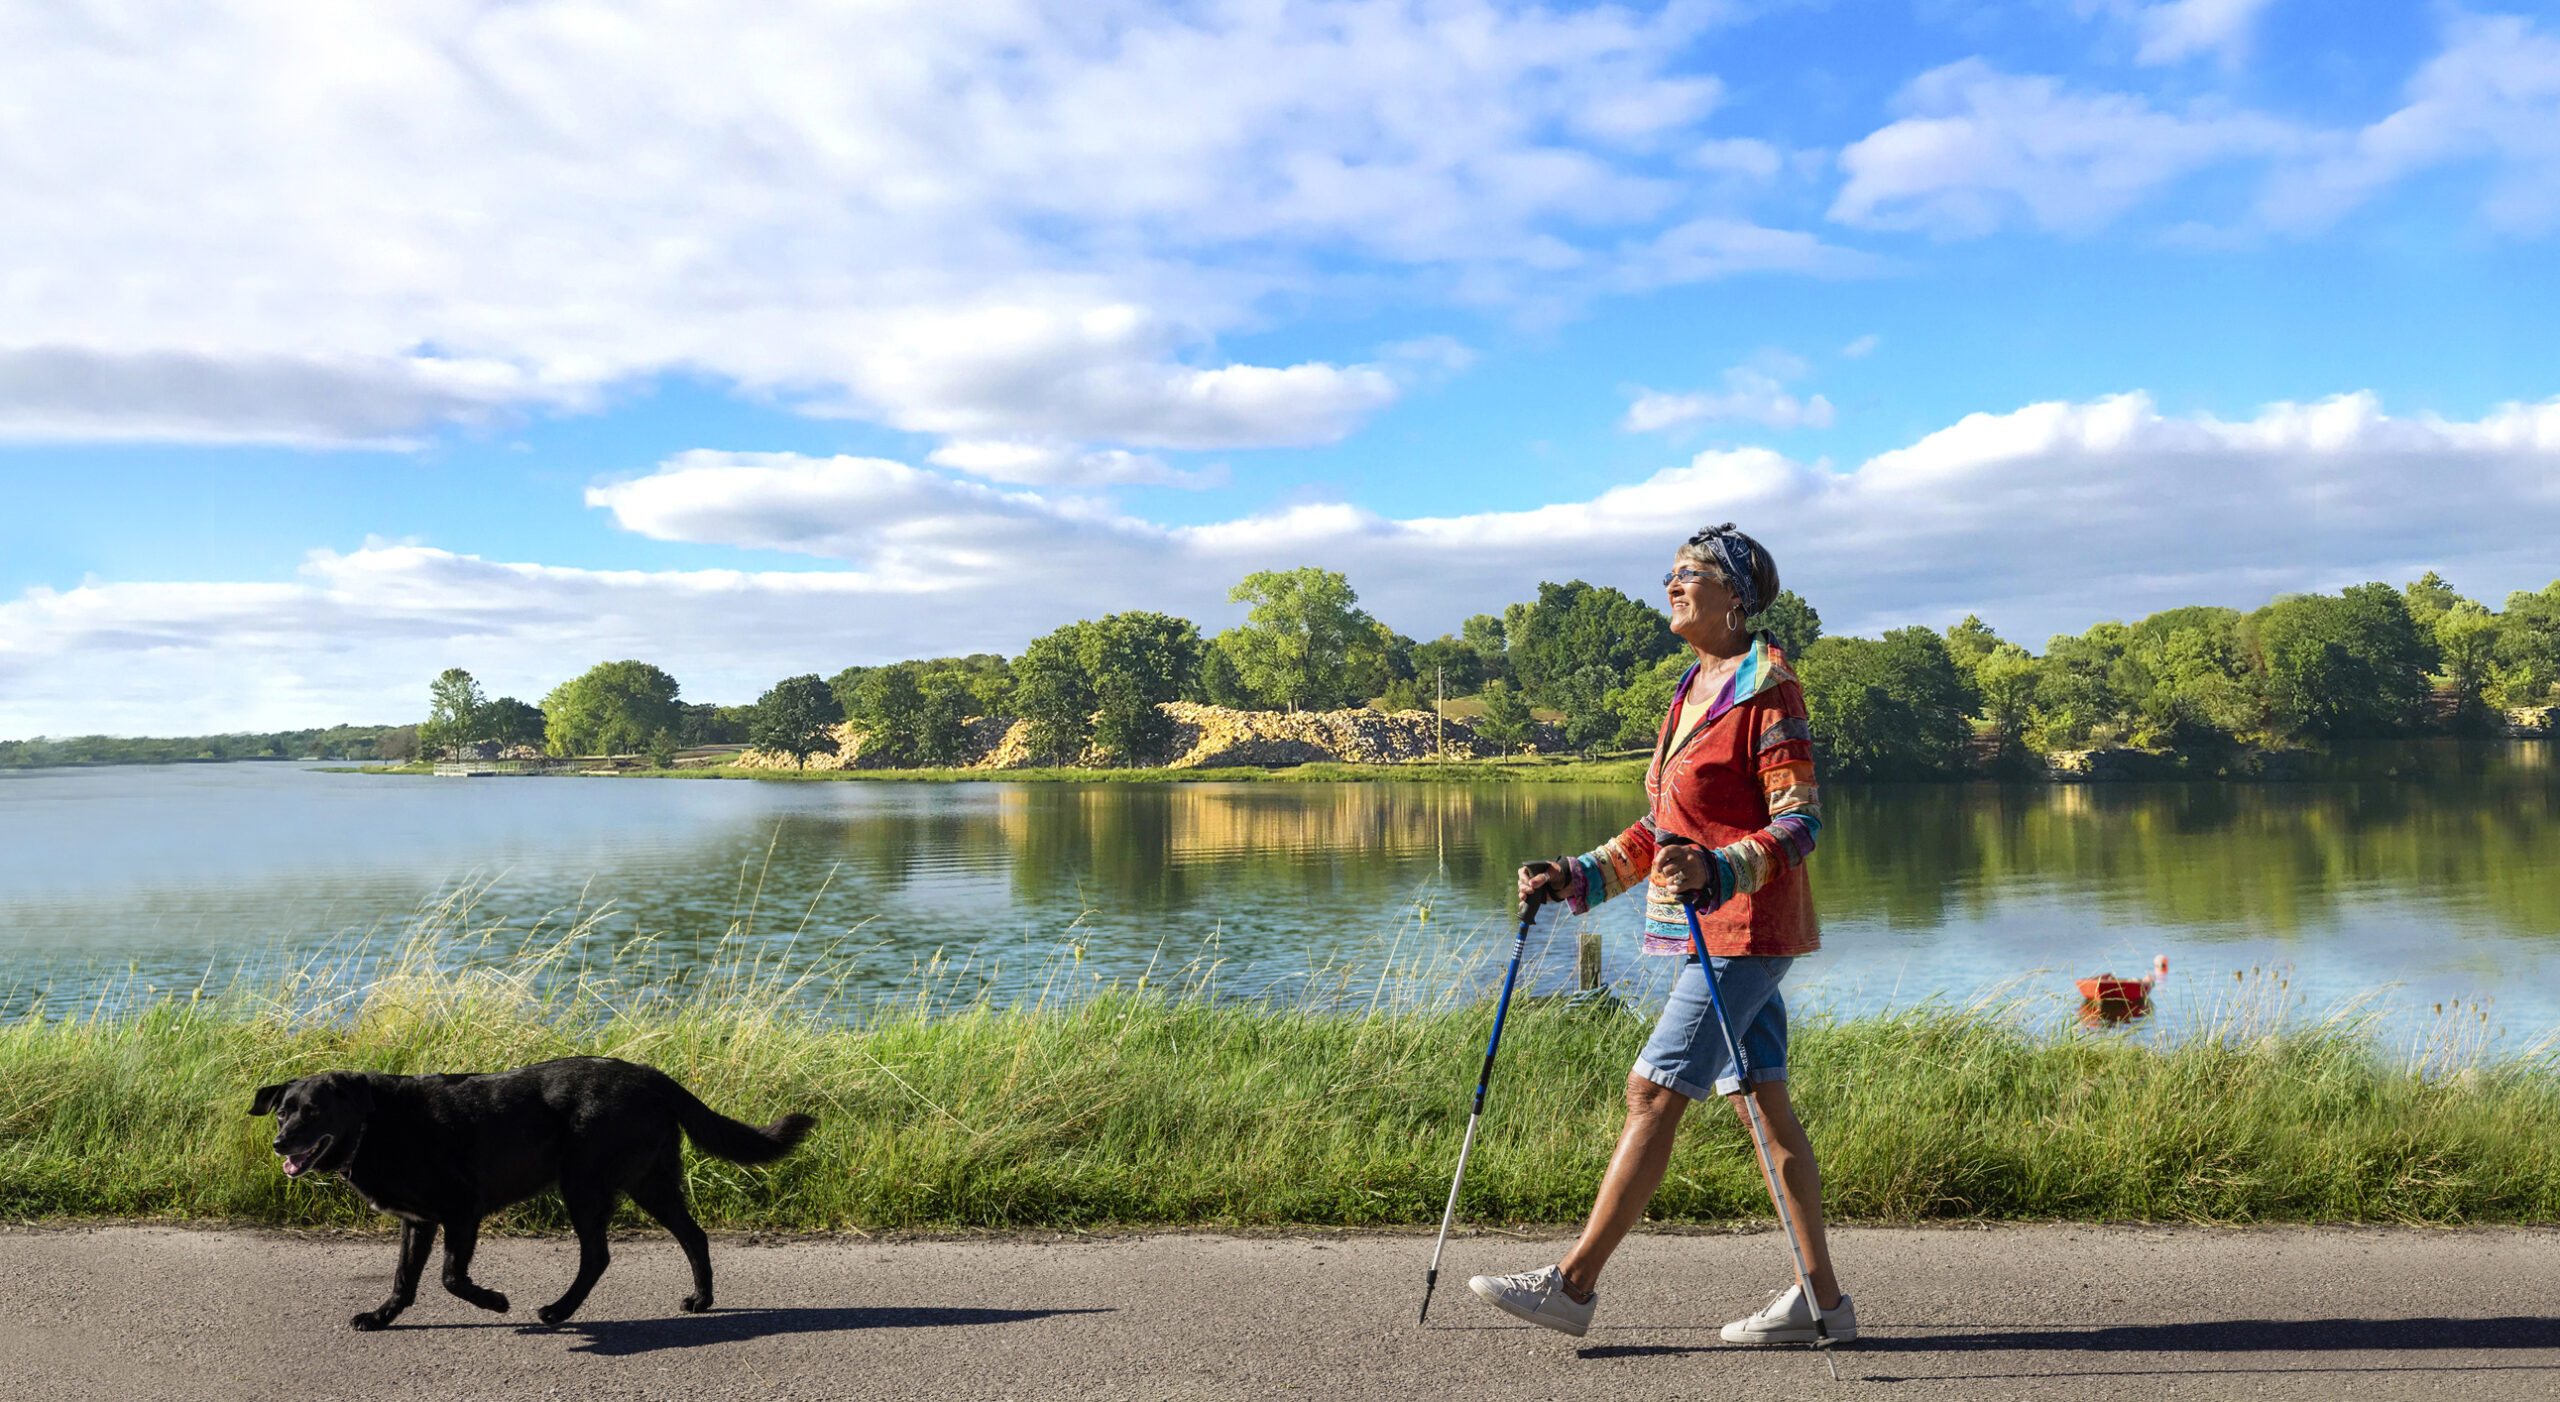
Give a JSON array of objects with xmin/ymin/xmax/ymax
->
[{"xmin": 5, "ymin": 940, "xmax": 2554, "ymax": 1233}]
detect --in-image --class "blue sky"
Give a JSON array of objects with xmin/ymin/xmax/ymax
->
[{"xmin": 3, "ymin": 0, "xmax": 2557, "ymax": 734}]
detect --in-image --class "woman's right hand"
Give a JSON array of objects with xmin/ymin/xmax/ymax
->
[{"xmin": 1517, "ymin": 861, "xmax": 1563, "ymax": 907}]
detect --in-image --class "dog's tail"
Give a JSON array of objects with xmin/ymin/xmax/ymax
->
[{"xmin": 671, "ymin": 1088, "xmax": 816, "ymax": 1166}]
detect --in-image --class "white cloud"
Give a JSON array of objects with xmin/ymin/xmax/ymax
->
[
  {"xmin": 12, "ymin": 391, "xmax": 2559, "ymax": 735},
  {"xmin": 925, "ymin": 440, "xmax": 1225, "ymax": 490},
  {"xmin": 0, "ymin": 348, "xmax": 553, "ymax": 447},
  {"xmin": 1832, "ymin": 59, "xmax": 2299, "ymax": 235},
  {"xmin": 2262, "ymin": 14, "xmax": 2560, "ymax": 234},
  {"xmin": 1839, "ymin": 334, "xmax": 1881, "ymax": 359},
  {"xmin": 1687, "ymin": 138, "xmax": 1786, "ymax": 178},
  {"xmin": 2131, "ymin": 0, "xmax": 2276, "ymax": 66},
  {"xmin": 1623, "ymin": 356, "xmax": 1836, "ymax": 433},
  {"xmin": 1612, "ymin": 217, "xmax": 1885, "ymax": 289},
  {"xmin": 1842, "ymin": 15, "xmax": 2560, "ymax": 240},
  {"xmin": 0, "ymin": 0, "xmax": 1835, "ymax": 449}
]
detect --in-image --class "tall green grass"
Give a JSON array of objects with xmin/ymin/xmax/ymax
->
[{"xmin": 3, "ymin": 906, "xmax": 2554, "ymax": 1231}]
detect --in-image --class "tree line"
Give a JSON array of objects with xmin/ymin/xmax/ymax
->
[
  {"xmin": 0, "ymin": 725, "xmax": 415, "ymax": 769},
  {"xmin": 30, "ymin": 565, "xmax": 2547, "ymax": 778},
  {"xmin": 414, "ymin": 567, "xmax": 2560, "ymax": 775},
  {"xmin": 1796, "ymin": 573, "xmax": 2560, "ymax": 778}
]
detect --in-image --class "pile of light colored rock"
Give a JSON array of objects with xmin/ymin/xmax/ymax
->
[
  {"xmin": 735, "ymin": 703, "xmax": 1564, "ymax": 771},
  {"xmin": 2511, "ymin": 706, "xmax": 2557, "ymax": 738}
]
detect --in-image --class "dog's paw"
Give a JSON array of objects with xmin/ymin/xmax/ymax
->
[
  {"xmin": 350, "ymin": 1311, "xmax": 392, "ymax": 1332},
  {"xmin": 536, "ymin": 1302, "xmax": 577, "ymax": 1326},
  {"xmin": 473, "ymin": 1290, "xmax": 510, "ymax": 1314},
  {"xmin": 680, "ymin": 1292, "xmax": 711, "ymax": 1314}
]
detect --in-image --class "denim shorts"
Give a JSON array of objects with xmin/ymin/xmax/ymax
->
[{"xmin": 1634, "ymin": 955, "xmax": 1794, "ymax": 1100}]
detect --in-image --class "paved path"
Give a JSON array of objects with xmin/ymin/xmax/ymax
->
[{"xmin": 3, "ymin": 1224, "xmax": 2555, "ymax": 1401}]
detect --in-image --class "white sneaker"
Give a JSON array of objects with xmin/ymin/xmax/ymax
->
[
  {"xmin": 1720, "ymin": 1283, "xmax": 1857, "ymax": 1345},
  {"xmin": 1466, "ymin": 1264, "xmax": 1596, "ymax": 1338}
]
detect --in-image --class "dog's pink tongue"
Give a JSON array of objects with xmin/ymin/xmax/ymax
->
[{"xmin": 281, "ymin": 1153, "xmax": 307, "ymax": 1177}]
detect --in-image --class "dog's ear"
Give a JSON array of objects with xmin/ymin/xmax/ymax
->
[{"xmin": 248, "ymin": 1083, "xmax": 291, "ymax": 1117}]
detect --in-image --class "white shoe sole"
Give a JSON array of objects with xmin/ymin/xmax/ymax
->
[
  {"xmin": 1721, "ymin": 1324, "xmax": 1858, "ymax": 1345},
  {"xmin": 1468, "ymin": 1280, "xmax": 1591, "ymax": 1338},
  {"xmin": 1722, "ymin": 1296, "xmax": 1857, "ymax": 1345}
]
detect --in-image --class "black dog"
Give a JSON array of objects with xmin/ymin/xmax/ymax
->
[{"xmin": 249, "ymin": 1056, "xmax": 815, "ymax": 1330}]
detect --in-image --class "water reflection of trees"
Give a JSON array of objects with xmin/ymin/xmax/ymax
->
[
  {"xmin": 1820, "ymin": 746, "xmax": 2560, "ymax": 937},
  {"xmin": 992, "ymin": 783, "xmax": 1646, "ymax": 914},
  {"xmin": 592, "ymin": 751, "xmax": 2558, "ymax": 1000}
]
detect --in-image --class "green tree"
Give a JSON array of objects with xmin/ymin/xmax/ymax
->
[
  {"xmin": 1943, "ymin": 615, "xmax": 1999, "ymax": 671},
  {"xmin": 2404, "ymin": 571, "xmax": 2461, "ymax": 630},
  {"xmin": 1504, "ymin": 580, "xmax": 1677, "ymax": 706},
  {"xmin": 955, "ymin": 654, "xmax": 1017, "ymax": 716},
  {"xmin": 1797, "ymin": 628, "xmax": 1976, "ymax": 778},
  {"xmin": 1195, "ymin": 640, "xmax": 1257, "ymax": 709},
  {"xmin": 676, "ymin": 701, "xmax": 752, "ymax": 746},
  {"xmin": 914, "ymin": 671, "xmax": 976, "ymax": 765},
  {"xmin": 646, "ymin": 729, "xmax": 681, "ymax": 769},
  {"xmin": 1973, "ymin": 643, "xmax": 2044, "ymax": 746},
  {"xmin": 1553, "ymin": 663, "xmax": 1622, "ymax": 753},
  {"xmin": 1377, "ymin": 677, "xmax": 1428, "ymax": 713},
  {"xmin": 1460, "ymin": 613, "xmax": 1512, "ymax": 685},
  {"xmin": 1604, "ymin": 652, "xmax": 1692, "ymax": 748},
  {"xmin": 1750, "ymin": 590, "xmax": 1824, "ymax": 660},
  {"xmin": 1474, "ymin": 681, "xmax": 1536, "ymax": 752},
  {"xmin": 2434, "ymin": 601, "xmax": 2502, "ymax": 730},
  {"xmin": 750, "ymin": 674, "xmax": 845, "ymax": 769},
  {"xmin": 1409, "ymin": 635, "xmax": 1486, "ymax": 697},
  {"xmin": 1342, "ymin": 624, "xmax": 1415, "ymax": 707},
  {"xmin": 2028, "ymin": 623, "xmax": 2135, "ymax": 749},
  {"xmin": 1220, "ymin": 568, "xmax": 1376, "ymax": 711},
  {"xmin": 852, "ymin": 667, "xmax": 928, "ymax": 765},
  {"xmin": 2493, "ymin": 580, "xmax": 2560, "ymax": 708},
  {"xmin": 1075, "ymin": 611, "xmax": 1203, "ymax": 764},
  {"xmin": 482, "ymin": 697, "xmax": 547, "ymax": 750},
  {"xmin": 541, "ymin": 661, "xmax": 682, "ymax": 756},
  {"xmin": 1014, "ymin": 628, "xmax": 1096, "ymax": 763},
  {"xmin": 2251, "ymin": 584, "xmax": 2436, "ymax": 739},
  {"xmin": 826, "ymin": 666, "xmax": 875, "ymax": 723},
  {"xmin": 418, "ymin": 668, "xmax": 486, "ymax": 759}
]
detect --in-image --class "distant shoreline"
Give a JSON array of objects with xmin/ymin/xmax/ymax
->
[{"xmin": 337, "ymin": 734, "xmax": 2556, "ymax": 786}]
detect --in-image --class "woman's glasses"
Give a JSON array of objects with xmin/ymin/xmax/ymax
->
[{"xmin": 1662, "ymin": 567, "xmax": 1724, "ymax": 588}]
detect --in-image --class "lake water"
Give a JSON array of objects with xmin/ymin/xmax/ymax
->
[{"xmin": 3, "ymin": 748, "xmax": 2555, "ymax": 1047}]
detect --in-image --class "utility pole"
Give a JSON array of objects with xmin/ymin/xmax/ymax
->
[{"xmin": 1435, "ymin": 666, "xmax": 1445, "ymax": 757}]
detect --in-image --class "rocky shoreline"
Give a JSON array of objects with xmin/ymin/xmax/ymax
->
[{"xmin": 730, "ymin": 701, "xmax": 1567, "ymax": 772}]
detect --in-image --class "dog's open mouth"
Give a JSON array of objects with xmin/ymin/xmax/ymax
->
[{"xmin": 280, "ymin": 1135, "xmax": 334, "ymax": 1177}]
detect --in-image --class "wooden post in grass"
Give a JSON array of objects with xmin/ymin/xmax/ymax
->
[{"xmin": 1577, "ymin": 920, "xmax": 1601, "ymax": 991}]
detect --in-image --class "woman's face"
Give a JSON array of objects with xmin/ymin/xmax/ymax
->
[{"xmin": 1666, "ymin": 551, "xmax": 1740, "ymax": 646}]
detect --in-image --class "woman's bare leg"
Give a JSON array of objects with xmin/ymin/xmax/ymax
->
[
  {"xmin": 1555, "ymin": 1074, "xmax": 1689, "ymax": 1299},
  {"xmin": 1732, "ymin": 1079, "xmax": 1839, "ymax": 1307}
]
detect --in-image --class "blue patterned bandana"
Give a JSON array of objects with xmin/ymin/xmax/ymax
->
[{"xmin": 1691, "ymin": 531, "xmax": 1764, "ymax": 618}]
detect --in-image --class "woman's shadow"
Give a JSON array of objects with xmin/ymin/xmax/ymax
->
[{"xmin": 541, "ymin": 1304, "xmax": 1115, "ymax": 1356}]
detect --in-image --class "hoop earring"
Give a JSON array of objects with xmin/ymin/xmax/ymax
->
[{"xmin": 1725, "ymin": 607, "xmax": 1746, "ymax": 633}]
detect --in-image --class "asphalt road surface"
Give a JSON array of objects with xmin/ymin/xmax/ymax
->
[{"xmin": 3, "ymin": 1224, "xmax": 2555, "ymax": 1401}]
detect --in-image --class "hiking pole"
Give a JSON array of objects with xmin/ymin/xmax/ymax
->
[
  {"xmin": 1418, "ymin": 882, "xmax": 1546, "ymax": 1324},
  {"xmin": 1659, "ymin": 833, "xmax": 1839, "ymax": 1381}
]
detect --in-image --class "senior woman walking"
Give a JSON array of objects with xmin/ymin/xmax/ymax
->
[{"xmin": 1467, "ymin": 523, "xmax": 1852, "ymax": 1344}]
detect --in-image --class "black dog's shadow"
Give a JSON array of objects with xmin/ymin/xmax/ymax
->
[{"xmin": 538, "ymin": 1305, "xmax": 1115, "ymax": 1355}]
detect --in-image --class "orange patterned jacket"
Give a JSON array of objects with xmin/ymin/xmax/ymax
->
[{"xmin": 1550, "ymin": 637, "xmax": 1823, "ymax": 959}]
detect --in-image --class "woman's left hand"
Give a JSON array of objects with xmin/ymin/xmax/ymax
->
[{"xmin": 1651, "ymin": 843, "xmax": 1708, "ymax": 899}]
